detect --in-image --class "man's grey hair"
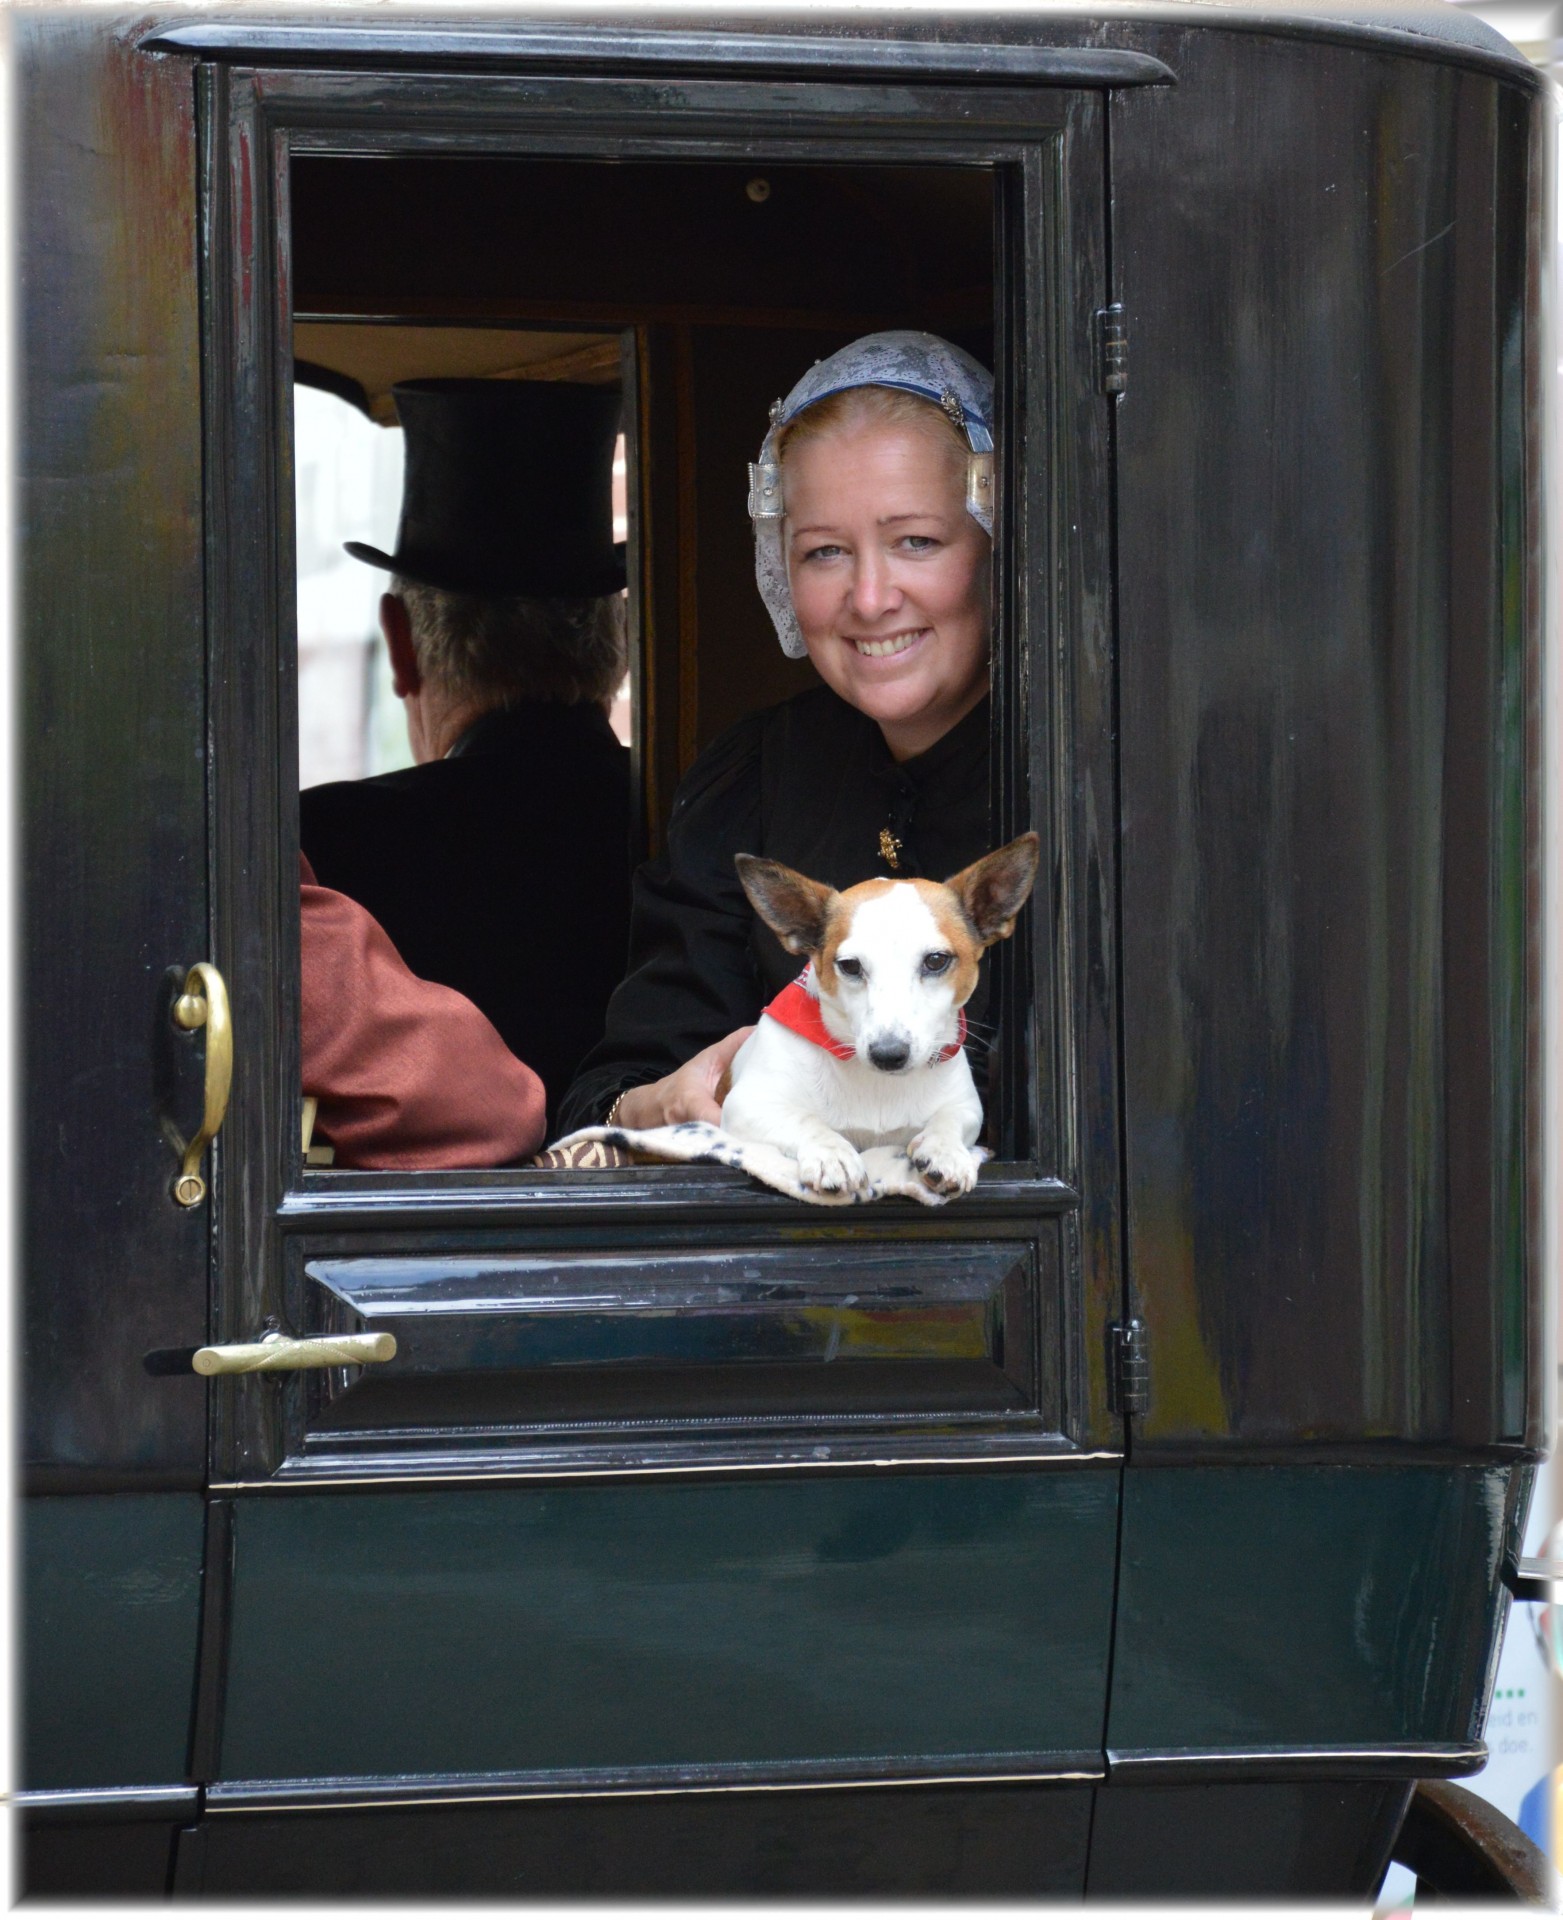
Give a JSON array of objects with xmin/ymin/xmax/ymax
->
[{"xmin": 391, "ymin": 575, "xmax": 628, "ymax": 708}]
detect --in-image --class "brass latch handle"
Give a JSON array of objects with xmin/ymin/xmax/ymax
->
[
  {"xmin": 192, "ymin": 1331, "xmax": 397, "ymax": 1376},
  {"xmin": 171, "ymin": 963, "xmax": 233, "ymax": 1207}
]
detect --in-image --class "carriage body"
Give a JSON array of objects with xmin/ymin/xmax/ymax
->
[{"xmin": 19, "ymin": 3, "xmax": 1548, "ymax": 1895}]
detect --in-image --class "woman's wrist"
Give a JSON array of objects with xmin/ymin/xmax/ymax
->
[{"xmin": 609, "ymin": 1081, "xmax": 661, "ymax": 1130}]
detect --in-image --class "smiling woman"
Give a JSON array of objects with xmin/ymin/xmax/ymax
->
[
  {"xmin": 780, "ymin": 390, "xmax": 992, "ymax": 761},
  {"xmin": 558, "ymin": 331, "xmax": 999, "ymax": 1137}
]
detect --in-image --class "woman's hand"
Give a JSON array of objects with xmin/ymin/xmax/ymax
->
[{"xmin": 614, "ymin": 1026, "xmax": 756, "ymax": 1130}]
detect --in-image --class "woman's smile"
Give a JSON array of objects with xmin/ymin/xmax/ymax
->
[
  {"xmin": 783, "ymin": 419, "xmax": 990, "ymax": 761},
  {"xmin": 850, "ymin": 626, "xmax": 929, "ymax": 660}
]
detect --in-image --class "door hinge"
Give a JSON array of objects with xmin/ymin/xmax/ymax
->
[
  {"xmin": 1110, "ymin": 1317, "xmax": 1149, "ymax": 1417},
  {"xmin": 1095, "ymin": 304, "xmax": 1128, "ymax": 396}
]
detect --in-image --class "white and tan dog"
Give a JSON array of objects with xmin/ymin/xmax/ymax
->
[
  {"xmin": 722, "ymin": 833, "xmax": 1040, "ymax": 1199},
  {"xmin": 553, "ymin": 833, "xmax": 1038, "ymax": 1205}
]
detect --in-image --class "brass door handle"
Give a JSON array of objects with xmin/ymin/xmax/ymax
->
[
  {"xmin": 192, "ymin": 1331, "xmax": 397, "ymax": 1376},
  {"xmin": 171, "ymin": 962, "xmax": 232, "ymax": 1207}
]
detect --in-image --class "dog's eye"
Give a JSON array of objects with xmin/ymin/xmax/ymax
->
[
  {"xmin": 922, "ymin": 951, "xmax": 955, "ymax": 976},
  {"xmin": 836, "ymin": 956, "xmax": 865, "ymax": 980}
]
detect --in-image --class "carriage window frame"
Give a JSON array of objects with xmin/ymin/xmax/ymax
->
[{"xmin": 197, "ymin": 54, "xmax": 1121, "ymax": 1476}]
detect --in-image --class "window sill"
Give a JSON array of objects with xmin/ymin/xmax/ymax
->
[{"xmin": 280, "ymin": 1161, "xmax": 1079, "ymax": 1225}]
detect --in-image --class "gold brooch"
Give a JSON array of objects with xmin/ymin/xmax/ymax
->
[{"xmin": 879, "ymin": 828, "xmax": 903, "ymax": 870}]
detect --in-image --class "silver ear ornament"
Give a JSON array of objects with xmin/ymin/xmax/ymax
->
[
  {"xmin": 747, "ymin": 461, "xmax": 783, "ymax": 520},
  {"xmin": 966, "ymin": 451, "xmax": 995, "ymax": 518}
]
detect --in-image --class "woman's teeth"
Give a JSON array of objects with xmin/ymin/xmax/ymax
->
[{"xmin": 852, "ymin": 629, "xmax": 925, "ymax": 659}]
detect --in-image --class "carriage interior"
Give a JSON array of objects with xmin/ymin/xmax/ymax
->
[
  {"xmin": 290, "ymin": 155, "xmax": 998, "ymax": 1140},
  {"xmin": 292, "ymin": 155, "xmax": 995, "ymax": 835}
]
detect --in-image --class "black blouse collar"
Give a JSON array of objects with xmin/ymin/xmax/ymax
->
[
  {"xmin": 897, "ymin": 693, "xmax": 991, "ymax": 786},
  {"xmin": 861, "ymin": 692, "xmax": 991, "ymax": 793}
]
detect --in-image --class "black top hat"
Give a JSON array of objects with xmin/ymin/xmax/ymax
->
[{"xmin": 345, "ymin": 378, "xmax": 626, "ymax": 597}]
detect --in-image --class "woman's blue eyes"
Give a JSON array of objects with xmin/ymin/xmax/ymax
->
[{"xmin": 800, "ymin": 534, "xmax": 941, "ymax": 563}]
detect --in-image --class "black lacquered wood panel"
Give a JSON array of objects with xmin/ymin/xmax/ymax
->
[
  {"xmin": 304, "ymin": 1243, "xmax": 1035, "ymax": 1424},
  {"xmin": 262, "ymin": 1231, "xmax": 1076, "ymax": 1479},
  {"xmin": 20, "ymin": 13, "xmax": 209, "ymax": 1483},
  {"xmin": 178, "ymin": 1781, "xmax": 1095, "ymax": 1897},
  {"xmin": 1110, "ymin": 31, "xmax": 1544, "ymax": 1451},
  {"xmin": 1087, "ymin": 1779, "xmax": 1412, "ymax": 1900}
]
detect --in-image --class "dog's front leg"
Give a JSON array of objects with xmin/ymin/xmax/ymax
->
[
  {"xmin": 722, "ymin": 1089, "xmax": 867, "ymax": 1197},
  {"xmin": 755, "ymin": 1108, "xmax": 868, "ymax": 1196},
  {"xmin": 790, "ymin": 1117, "xmax": 870, "ymax": 1197},
  {"xmin": 906, "ymin": 1078, "xmax": 986, "ymax": 1197}
]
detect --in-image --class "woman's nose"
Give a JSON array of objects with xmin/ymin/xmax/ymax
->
[{"xmin": 848, "ymin": 550, "xmax": 901, "ymax": 621}]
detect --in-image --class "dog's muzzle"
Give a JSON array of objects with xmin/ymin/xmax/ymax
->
[{"xmin": 867, "ymin": 1038, "xmax": 912, "ymax": 1073}]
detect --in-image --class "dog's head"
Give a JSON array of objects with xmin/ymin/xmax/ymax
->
[{"xmin": 736, "ymin": 833, "xmax": 1041, "ymax": 1073}]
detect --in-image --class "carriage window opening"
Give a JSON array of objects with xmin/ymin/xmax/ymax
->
[{"xmin": 290, "ymin": 155, "xmax": 1000, "ymax": 1179}]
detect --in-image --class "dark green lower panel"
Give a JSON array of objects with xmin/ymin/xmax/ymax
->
[
  {"xmin": 23, "ymin": 1494, "xmax": 205, "ymax": 1790},
  {"xmin": 221, "ymin": 1470, "xmax": 1118, "ymax": 1780},
  {"xmin": 1107, "ymin": 1465, "xmax": 1519, "ymax": 1753}
]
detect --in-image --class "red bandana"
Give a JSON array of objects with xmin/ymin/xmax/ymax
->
[{"xmin": 761, "ymin": 967, "xmax": 966, "ymax": 1063}]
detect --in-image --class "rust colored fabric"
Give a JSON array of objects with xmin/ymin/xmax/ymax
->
[{"xmin": 300, "ymin": 854, "xmax": 547, "ymax": 1169}]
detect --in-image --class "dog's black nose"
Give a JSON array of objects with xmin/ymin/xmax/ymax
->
[{"xmin": 868, "ymin": 1039, "xmax": 911, "ymax": 1073}]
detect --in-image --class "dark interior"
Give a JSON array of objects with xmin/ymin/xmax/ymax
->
[{"xmin": 291, "ymin": 154, "xmax": 996, "ymax": 839}]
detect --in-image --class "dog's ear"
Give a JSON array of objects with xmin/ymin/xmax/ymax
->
[
  {"xmin": 735, "ymin": 854, "xmax": 836, "ymax": 957},
  {"xmin": 946, "ymin": 833, "xmax": 1041, "ymax": 947}
]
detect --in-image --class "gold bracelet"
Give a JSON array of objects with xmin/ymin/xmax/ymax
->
[{"xmin": 605, "ymin": 1089, "xmax": 630, "ymax": 1128}]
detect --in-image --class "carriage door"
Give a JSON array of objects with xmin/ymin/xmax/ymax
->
[
  {"xmin": 164, "ymin": 23, "xmax": 1151, "ymax": 1893},
  {"xmin": 20, "ymin": 18, "xmax": 211, "ymax": 1884}
]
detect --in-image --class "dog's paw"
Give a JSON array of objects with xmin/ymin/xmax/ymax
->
[
  {"xmin": 797, "ymin": 1138, "xmax": 868, "ymax": 1196},
  {"xmin": 906, "ymin": 1132, "xmax": 982, "ymax": 1197}
]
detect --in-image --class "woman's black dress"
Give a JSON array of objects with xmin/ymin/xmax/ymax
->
[{"xmin": 557, "ymin": 684, "xmax": 992, "ymax": 1134}]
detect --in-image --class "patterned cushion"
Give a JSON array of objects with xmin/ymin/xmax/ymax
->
[{"xmin": 531, "ymin": 1137, "xmax": 643, "ymax": 1170}]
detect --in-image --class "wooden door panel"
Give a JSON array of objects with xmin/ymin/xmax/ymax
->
[
  {"xmin": 267, "ymin": 1232, "xmax": 1068, "ymax": 1476},
  {"xmin": 218, "ymin": 1472, "xmax": 1118, "ymax": 1785},
  {"xmin": 20, "ymin": 7, "xmax": 209, "ymax": 1488}
]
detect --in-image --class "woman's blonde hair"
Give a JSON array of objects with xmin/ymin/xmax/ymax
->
[{"xmin": 774, "ymin": 383, "xmax": 969, "ymax": 481}]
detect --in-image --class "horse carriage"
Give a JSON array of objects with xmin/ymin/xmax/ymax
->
[{"xmin": 19, "ymin": 1, "xmax": 1551, "ymax": 1896}]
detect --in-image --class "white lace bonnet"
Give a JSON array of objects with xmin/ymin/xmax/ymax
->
[{"xmin": 747, "ymin": 330, "xmax": 996, "ymax": 659}]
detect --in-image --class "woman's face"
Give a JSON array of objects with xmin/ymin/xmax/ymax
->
[{"xmin": 783, "ymin": 418, "xmax": 990, "ymax": 762}]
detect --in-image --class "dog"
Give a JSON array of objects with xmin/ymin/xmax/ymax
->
[
  {"xmin": 549, "ymin": 832, "xmax": 1039, "ymax": 1205},
  {"xmin": 716, "ymin": 831, "xmax": 1041, "ymax": 1199}
]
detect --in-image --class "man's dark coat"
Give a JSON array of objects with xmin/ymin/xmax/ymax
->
[{"xmin": 300, "ymin": 700, "xmax": 632, "ymax": 1133}]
